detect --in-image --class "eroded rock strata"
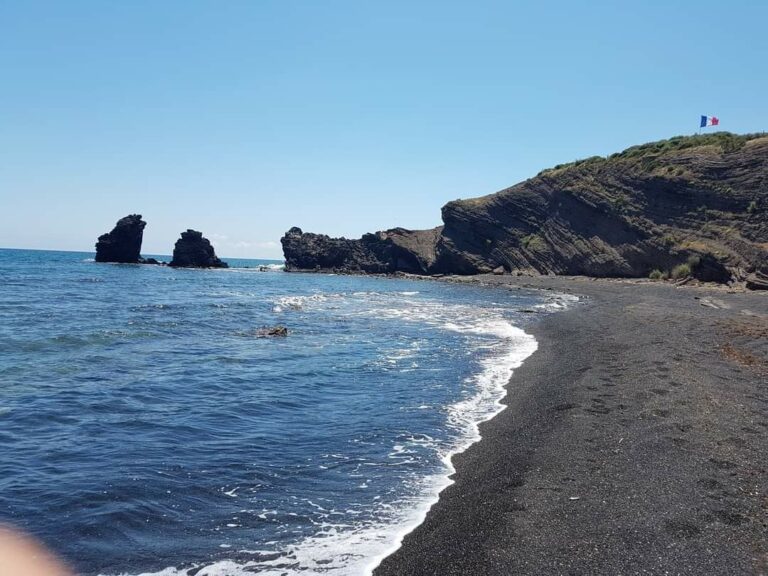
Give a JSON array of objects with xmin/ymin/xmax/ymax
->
[{"xmin": 282, "ymin": 133, "xmax": 768, "ymax": 284}]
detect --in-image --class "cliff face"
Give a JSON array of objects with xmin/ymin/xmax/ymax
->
[
  {"xmin": 281, "ymin": 226, "xmax": 442, "ymax": 274},
  {"xmin": 282, "ymin": 133, "xmax": 768, "ymax": 282}
]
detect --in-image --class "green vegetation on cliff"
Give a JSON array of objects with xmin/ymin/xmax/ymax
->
[{"xmin": 541, "ymin": 132, "xmax": 768, "ymax": 175}]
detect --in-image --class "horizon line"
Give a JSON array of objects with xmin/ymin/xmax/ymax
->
[{"xmin": 0, "ymin": 246, "xmax": 285, "ymax": 262}]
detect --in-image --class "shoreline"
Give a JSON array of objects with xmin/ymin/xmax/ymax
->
[
  {"xmin": 363, "ymin": 317, "xmax": 541, "ymax": 576},
  {"xmin": 374, "ymin": 275, "xmax": 768, "ymax": 575},
  {"xmin": 84, "ymin": 272, "xmax": 555, "ymax": 576}
]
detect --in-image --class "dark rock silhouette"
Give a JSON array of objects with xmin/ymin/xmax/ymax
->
[
  {"xmin": 281, "ymin": 226, "xmax": 441, "ymax": 274},
  {"xmin": 257, "ymin": 325, "xmax": 288, "ymax": 337},
  {"xmin": 169, "ymin": 230, "xmax": 228, "ymax": 268},
  {"xmin": 95, "ymin": 214, "xmax": 146, "ymax": 263},
  {"xmin": 282, "ymin": 133, "xmax": 768, "ymax": 285}
]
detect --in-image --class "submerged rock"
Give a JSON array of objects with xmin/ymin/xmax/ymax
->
[
  {"xmin": 95, "ymin": 214, "xmax": 146, "ymax": 263},
  {"xmin": 257, "ymin": 325, "xmax": 288, "ymax": 337},
  {"xmin": 139, "ymin": 257, "xmax": 163, "ymax": 265},
  {"xmin": 169, "ymin": 230, "xmax": 228, "ymax": 268}
]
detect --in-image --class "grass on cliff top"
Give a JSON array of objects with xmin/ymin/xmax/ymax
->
[
  {"xmin": 611, "ymin": 131, "xmax": 766, "ymax": 158},
  {"xmin": 539, "ymin": 132, "xmax": 768, "ymax": 176},
  {"xmin": 455, "ymin": 132, "xmax": 767, "ymax": 208}
]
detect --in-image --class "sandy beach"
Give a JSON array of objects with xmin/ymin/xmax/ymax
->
[{"xmin": 375, "ymin": 276, "xmax": 768, "ymax": 576}]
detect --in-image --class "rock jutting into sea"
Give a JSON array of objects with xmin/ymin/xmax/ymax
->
[
  {"xmin": 169, "ymin": 230, "xmax": 228, "ymax": 268},
  {"xmin": 281, "ymin": 226, "xmax": 442, "ymax": 274},
  {"xmin": 281, "ymin": 132, "xmax": 768, "ymax": 287},
  {"xmin": 95, "ymin": 214, "xmax": 147, "ymax": 263}
]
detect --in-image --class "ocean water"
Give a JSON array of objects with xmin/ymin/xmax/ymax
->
[{"xmin": 0, "ymin": 248, "xmax": 574, "ymax": 576}]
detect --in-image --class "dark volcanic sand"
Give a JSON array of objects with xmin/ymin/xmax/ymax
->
[{"xmin": 374, "ymin": 276, "xmax": 768, "ymax": 576}]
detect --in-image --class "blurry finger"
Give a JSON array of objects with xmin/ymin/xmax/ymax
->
[{"xmin": 0, "ymin": 526, "xmax": 73, "ymax": 576}]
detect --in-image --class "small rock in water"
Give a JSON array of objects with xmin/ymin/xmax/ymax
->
[
  {"xmin": 169, "ymin": 229, "xmax": 228, "ymax": 268},
  {"xmin": 139, "ymin": 257, "xmax": 163, "ymax": 265},
  {"xmin": 256, "ymin": 325, "xmax": 288, "ymax": 337}
]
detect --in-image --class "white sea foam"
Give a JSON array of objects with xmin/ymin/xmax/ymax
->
[
  {"xmin": 533, "ymin": 293, "xmax": 580, "ymax": 312},
  {"xmin": 362, "ymin": 318, "xmax": 537, "ymax": 576},
  {"xmin": 107, "ymin": 288, "xmax": 576, "ymax": 576},
  {"xmin": 212, "ymin": 263, "xmax": 284, "ymax": 275},
  {"xmin": 261, "ymin": 263, "xmax": 286, "ymax": 271},
  {"xmin": 272, "ymin": 293, "xmax": 333, "ymax": 312}
]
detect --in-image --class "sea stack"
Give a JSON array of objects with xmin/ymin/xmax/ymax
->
[
  {"xmin": 169, "ymin": 230, "xmax": 228, "ymax": 268},
  {"xmin": 95, "ymin": 214, "xmax": 146, "ymax": 263}
]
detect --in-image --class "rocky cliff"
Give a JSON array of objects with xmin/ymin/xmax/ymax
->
[
  {"xmin": 282, "ymin": 133, "xmax": 768, "ymax": 283},
  {"xmin": 281, "ymin": 226, "xmax": 442, "ymax": 274},
  {"xmin": 95, "ymin": 214, "xmax": 146, "ymax": 263},
  {"xmin": 169, "ymin": 230, "xmax": 228, "ymax": 268}
]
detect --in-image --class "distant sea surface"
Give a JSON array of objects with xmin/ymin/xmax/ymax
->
[{"xmin": 0, "ymin": 248, "xmax": 573, "ymax": 576}]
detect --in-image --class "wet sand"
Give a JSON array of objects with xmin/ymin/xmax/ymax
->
[{"xmin": 375, "ymin": 276, "xmax": 768, "ymax": 576}]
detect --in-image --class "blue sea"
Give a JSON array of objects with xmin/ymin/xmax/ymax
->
[{"xmin": 0, "ymin": 248, "xmax": 575, "ymax": 576}]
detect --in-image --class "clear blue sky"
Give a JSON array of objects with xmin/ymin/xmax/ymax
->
[{"xmin": 1, "ymin": 1, "xmax": 766, "ymax": 259}]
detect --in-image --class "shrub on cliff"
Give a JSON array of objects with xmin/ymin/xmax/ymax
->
[{"xmin": 671, "ymin": 263, "xmax": 692, "ymax": 279}]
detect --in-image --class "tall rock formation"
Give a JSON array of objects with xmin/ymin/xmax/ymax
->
[
  {"xmin": 169, "ymin": 230, "xmax": 228, "ymax": 268},
  {"xmin": 95, "ymin": 214, "xmax": 146, "ymax": 263},
  {"xmin": 281, "ymin": 133, "xmax": 768, "ymax": 284}
]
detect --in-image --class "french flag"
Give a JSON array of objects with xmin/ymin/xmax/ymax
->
[{"xmin": 700, "ymin": 115, "xmax": 719, "ymax": 128}]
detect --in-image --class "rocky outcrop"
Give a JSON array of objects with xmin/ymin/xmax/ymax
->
[
  {"xmin": 746, "ymin": 271, "xmax": 768, "ymax": 290},
  {"xmin": 140, "ymin": 257, "xmax": 162, "ymax": 265},
  {"xmin": 282, "ymin": 133, "xmax": 768, "ymax": 284},
  {"xmin": 281, "ymin": 226, "xmax": 442, "ymax": 273},
  {"xmin": 169, "ymin": 230, "xmax": 228, "ymax": 268},
  {"xmin": 431, "ymin": 134, "xmax": 768, "ymax": 280},
  {"xmin": 95, "ymin": 214, "xmax": 146, "ymax": 263}
]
